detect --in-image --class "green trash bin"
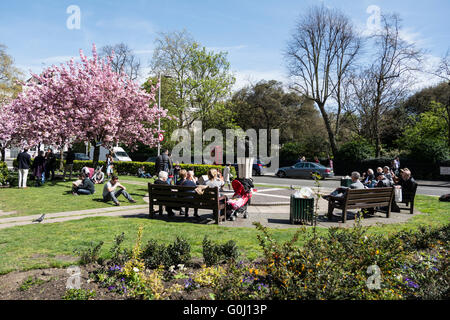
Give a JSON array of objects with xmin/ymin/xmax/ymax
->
[{"xmin": 290, "ymin": 195, "xmax": 315, "ymax": 225}]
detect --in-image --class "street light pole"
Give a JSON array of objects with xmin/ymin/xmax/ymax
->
[{"xmin": 157, "ymin": 72, "xmax": 161, "ymax": 156}]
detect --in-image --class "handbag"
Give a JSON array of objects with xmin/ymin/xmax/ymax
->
[{"xmin": 394, "ymin": 186, "xmax": 402, "ymax": 202}]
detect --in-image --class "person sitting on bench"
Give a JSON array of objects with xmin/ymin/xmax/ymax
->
[
  {"xmin": 323, "ymin": 171, "xmax": 364, "ymax": 200},
  {"xmin": 176, "ymin": 169, "xmax": 198, "ymax": 218},
  {"xmin": 154, "ymin": 171, "xmax": 176, "ymax": 216}
]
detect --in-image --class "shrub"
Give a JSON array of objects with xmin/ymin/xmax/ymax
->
[
  {"xmin": 62, "ymin": 289, "xmax": 96, "ymax": 300},
  {"xmin": 109, "ymin": 232, "xmax": 132, "ymax": 266},
  {"xmin": 408, "ymin": 139, "xmax": 449, "ymax": 163},
  {"xmin": 0, "ymin": 161, "xmax": 9, "ymax": 186},
  {"xmin": 335, "ymin": 137, "xmax": 375, "ymax": 162},
  {"xmin": 202, "ymin": 236, "xmax": 239, "ymax": 267},
  {"xmin": 74, "ymin": 241, "xmax": 104, "ymax": 265},
  {"xmin": 141, "ymin": 237, "xmax": 191, "ymax": 270}
]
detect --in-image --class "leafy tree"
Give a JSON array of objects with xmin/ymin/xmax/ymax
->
[
  {"xmin": 149, "ymin": 30, "xmax": 235, "ymax": 131},
  {"xmin": 398, "ymin": 101, "xmax": 449, "ymax": 162}
]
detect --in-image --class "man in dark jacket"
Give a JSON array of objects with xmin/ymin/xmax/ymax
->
[
  {"xmin": 155, "ymin": 149, "xmax": 172, "ymax": 177},
  {"xmin": 73, "ymin": 173, "xmax": 96, "ymax": 195},
  {"xmin": 63, "ymin": 148, "xmax": 76, "ymax": 181},
  {"xmin": 45, "ymin": 149, "xmax": 56, "ymax": 181},
  {"xmin": 17, "ymin": 147, "xmax": 31, "ymax": 188}
]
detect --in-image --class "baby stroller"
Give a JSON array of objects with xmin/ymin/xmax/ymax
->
[{"xmin": 226, "ymin": 178, "xmax": 254, "ymax": 221}]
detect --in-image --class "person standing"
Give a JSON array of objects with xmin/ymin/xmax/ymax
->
[
  {"xmin": 63, "ymin": 147, "xmax": 76, "ymax": 181},
  {"xmin": 17, "ymin": 147, "xmax": 31, "ymax": 188},
  {"xmin": 32, "ymin": 151, "xmax": 46, "ymax": 187},
  {"xmin": 106, "ymin": 153, "xmax": 115, "ymax": 179},
  {"xmin": 155, "ymin": 149, "xmax": 172, "ymax": 180},
  {"xmin": 45, "ymin": 149, "xmax": 56, "ymax": 181},
  {"xmin": 223, "ymin": 163, "xmax": 232, "ymax": 190}
]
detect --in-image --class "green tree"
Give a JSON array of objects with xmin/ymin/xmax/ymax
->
[
  {"xmin": 398, "ymin": 101, "xmax": 449, "ymax": 162},
  {"xmin": 149, "ymin": 30, "xmax": 235, "ymax": 131}
]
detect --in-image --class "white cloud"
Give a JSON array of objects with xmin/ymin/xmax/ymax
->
[{"xmin": 232, "ymin": 69, "xmax": 290, "ymax": 91}]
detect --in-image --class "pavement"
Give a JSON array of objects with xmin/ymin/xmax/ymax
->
[{"xmin": 0, "ymin": 181, "xmax": 422, "ymax": 230}]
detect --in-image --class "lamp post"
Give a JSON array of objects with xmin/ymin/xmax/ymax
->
[
  {"xmin": 157, "ymin": 72, "xmax": 162, "ymax": 156},
  {"xmin": 157, "ymin": 73, "xmax": 173, "ymax": 156}
]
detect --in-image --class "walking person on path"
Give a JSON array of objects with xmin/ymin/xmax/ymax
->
[
  {"xmin": 17, "ymin": 147, "xmax": 31, "ymax": 188},
  {"xmin": 155, "ymin": 149, "xmax": 173, "ymax": 180}
]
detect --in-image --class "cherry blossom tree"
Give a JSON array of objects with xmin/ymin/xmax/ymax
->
[{"xmin": 0, "ymin": 44, "xmax": 166, "ymax": 166}]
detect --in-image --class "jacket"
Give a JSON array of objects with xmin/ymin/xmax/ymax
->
[{"xmin": 17, "ymin": 152, "xmax": 31, "ymax": 170}]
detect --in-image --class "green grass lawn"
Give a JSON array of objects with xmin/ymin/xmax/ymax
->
[
  {"xmin": 0, "ymin": 192, "xmax": 448, "ymax": 275},
  {"xmin": 0, "ymin": 179, "xmax": 149, "ymax": 218}
]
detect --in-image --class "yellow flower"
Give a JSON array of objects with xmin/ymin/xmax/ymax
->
[{"xmin": 376, "ymin": 250, "xmax": 380, "ymax": 255}]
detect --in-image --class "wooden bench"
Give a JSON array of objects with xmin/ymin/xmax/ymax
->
[
  {"xmin": 327, "ymin": 187, "xmax": 395, "ymax": 223},
  {"xmin": 148, "ymin": 184, "xmax": 227, "ymax": 224},
  {"xmin": 398, "ymin": 182, "xmax": 418, "ymax": 215}
]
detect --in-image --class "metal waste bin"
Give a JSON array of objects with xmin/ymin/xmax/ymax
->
[
  {"xmin": 290, "ymin": 195, "xmax": 315, "ymax": 225},
  {"xmin": 340, "ymin": 177, "xmax": 352, "ymax": 187}
]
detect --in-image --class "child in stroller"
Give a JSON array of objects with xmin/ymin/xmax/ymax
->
[{"xmin": 226, "ymin": 178, "xmax": 254, "ymax": 221}]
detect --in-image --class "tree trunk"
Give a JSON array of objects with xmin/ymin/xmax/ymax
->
[
  {"xmin": 93, "ymin": 145, "xmax": 100, "ymax": 168},
  {"xmin": 0, "ymin": 144, "xmax": 5, "ymax": 162},
  {"xmin": 317, "ymin": 102, "xmax": 338, "ymax": 157},
  {"xmin": 59, "ymin": 148, "xmax": 64, "ymax": 171}
]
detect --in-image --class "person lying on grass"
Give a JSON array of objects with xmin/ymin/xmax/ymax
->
[
  {"xmin": 102, "ymin": 175, "xmax": 136, "ymax": 206},
  {"xmin": 72, "ymin": 173, "xmax": 96, "ymax": 196}
]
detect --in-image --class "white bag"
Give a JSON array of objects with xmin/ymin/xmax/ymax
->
[
  {"xmin": 294, "ymin": 187, "xmax": 315, "ymax": 199},
  {"xmin": 394, "ymin": 186, "xmax": 402, "ymax": 202}
]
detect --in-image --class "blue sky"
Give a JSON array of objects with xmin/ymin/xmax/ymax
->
[{"xmin": 0, "ymin": 0, "xmax": 448, "ymax": 89}]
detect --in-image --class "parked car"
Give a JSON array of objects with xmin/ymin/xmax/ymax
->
[
  {"xmin": 276, "ymin": 162, "xmax": 334, "ymax": 179},
  {"xmin": 145, "ymin": 156, "xmax": 158, "ymax": 163},
  {"xmin": 253, "ymin": 159, "xmax": 266, "ymax": 176},
  {"xmin": 55, "ymin": 152, "xmax": 90, "ymax": 161}
]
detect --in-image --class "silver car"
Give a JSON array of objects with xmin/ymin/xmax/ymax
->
[{"xmin": 276, "ymin": 162, "xmax": 334, "ymax": 179}]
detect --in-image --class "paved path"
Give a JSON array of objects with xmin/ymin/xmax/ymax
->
[{"xmin": 0, "ymin": 180, "xmax": 421, "ymax": 230}]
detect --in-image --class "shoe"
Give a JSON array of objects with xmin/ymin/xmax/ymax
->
[
  {"xmin": 129, "ymin": 199, "xmax": 137, "ymax": 203},
  {"xmin": 114, "ymin": 202, "xmax": 120, "ymax": 206}
]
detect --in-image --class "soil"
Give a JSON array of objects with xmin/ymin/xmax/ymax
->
[{"xmin": 0, "ymin": 258, "xmax": 220, "ymax": 300}]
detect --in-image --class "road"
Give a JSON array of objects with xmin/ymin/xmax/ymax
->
[{"xmin": 252, "ymin": 175, "xmax": 449, "ymax": 197}]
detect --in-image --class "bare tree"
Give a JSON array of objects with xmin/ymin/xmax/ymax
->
[
  {"xmin": 100, "ymin": 43, "xmax": 141, "ymax": 81},
  {"xmin": 350, "ymin": 13, "xmax": 423, "ymax": 157},
  {"xmin": 432, "ymin": 50, "xmax": 450, "ymax": 146},
  {"xmin": 285, "ymin": 5, "xmax": 361, "ymax": 156}
]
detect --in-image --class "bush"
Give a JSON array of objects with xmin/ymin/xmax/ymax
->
[
  {"xmin": 408, "ymin": 139, "xmax": 449, "ymax": 163},
  {"xmin": 74, "ymin": 241, "xmax": 104, "ymax": 265},
  {"xmin": 0, "ymin": 161, "xmax": 8, "ymax": 185},
  {"xmin": 335, "ymin": 137, "xmax": 375, "ymax": 162},
  {"xmin": 141, "ymin": 237, "xmax": 191, "ymax": 270},
  {"xmin": 202, "ymin": 236, "xmax": 239, "ymax": 267}
]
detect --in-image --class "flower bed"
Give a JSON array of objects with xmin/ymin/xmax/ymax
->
[{"xmin": 69, "ymin": 220, "xmax": 449, "ymax": 300}]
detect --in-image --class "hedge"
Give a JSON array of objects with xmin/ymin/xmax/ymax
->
[
  {"xmin": 12, "ymin": 159, "xmax": 236, "ymax": 178},
  {"xmin": 0, "ymin": 161, "xmax": 8, "ymax": 186}
]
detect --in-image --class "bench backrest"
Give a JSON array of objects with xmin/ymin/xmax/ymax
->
[
  {"xmin": 148, "ymin": 184, "xmax": 221, "ymax": 209},
  {"xmin": 344, "ymin": 187, "xmax": 394, "ymax": 208}
]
